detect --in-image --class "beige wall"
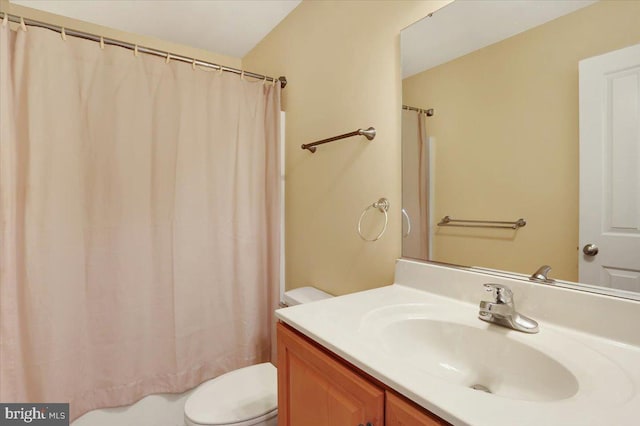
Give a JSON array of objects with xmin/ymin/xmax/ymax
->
[
  {"xmin": 1, "ymin": 0, "xmax": 242, "ymax": 69},
  {"xmin": 403, "ymin": 0, "xmax": 640, "ymax": 281},
  {"xmin": 243, "ymin": 1, "xmax": 451, "ymax": 296}
]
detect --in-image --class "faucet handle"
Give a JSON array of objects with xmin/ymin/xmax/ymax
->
[{"xmin": 483, "ymin": 283, "xmax": 513, "ymax": 304}]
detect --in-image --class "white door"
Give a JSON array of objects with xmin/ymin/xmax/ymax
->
[{"xmin": 579, "ymin": 43, "xmax": 640, "ymax": 292}]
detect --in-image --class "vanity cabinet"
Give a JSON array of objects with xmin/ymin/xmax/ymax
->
[
  {"xmin": 385, "ymin": 391, "xmax": 446, "ymax": 426},
  {"xmin": 277, "ymin": 322, "xmax": 384, "ymax": 425},
  {"xmin": 277, "ymin": 323, "xmax": 449, "ymax": 426}
]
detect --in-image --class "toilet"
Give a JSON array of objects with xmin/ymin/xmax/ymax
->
[{"xmin": 184, "ymin": 286, "xmax": 332, "ymax": 426}]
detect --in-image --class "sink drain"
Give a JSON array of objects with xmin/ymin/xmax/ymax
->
[{"xmin": 470, "ymin": 384, "xmax": 492, "ymax": 394}]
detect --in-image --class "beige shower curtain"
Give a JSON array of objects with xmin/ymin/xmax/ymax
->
[
  {"xmin": 401, "ymin": 109, "xmax": 429, "ymax": 260},
  {"xmin": 0, "ymin": 24, "xmax": 280, "ymax": 420}
]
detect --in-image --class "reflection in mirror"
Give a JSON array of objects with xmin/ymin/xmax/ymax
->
[{"xmin": 401, "ymin": 0, "xmax": 640, "ymax": 299}]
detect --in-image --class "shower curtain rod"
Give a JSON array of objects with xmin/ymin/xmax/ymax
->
[
  {"xmin": 403, "ymin": 104, "xmax": 434, "ymax": 116},
  {"xmin": 0, "ymin": 11, "xmax": 287, "ymax": 89}
]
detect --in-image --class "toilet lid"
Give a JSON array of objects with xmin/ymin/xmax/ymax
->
[{"xmin": 185, "ymin": 363, "xmax": 277, "ymax": 425}]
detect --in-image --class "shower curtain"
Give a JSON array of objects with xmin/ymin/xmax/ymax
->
[
  {"xmin": 0, "ymin": 24, "xmax": 280, "ymax": 420},
  {"xmin": 401, "ymin": 109, "xmax": 430, "ymax": 260}
]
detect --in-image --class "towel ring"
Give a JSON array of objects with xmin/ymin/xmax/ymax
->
[{"xmin": 357, "ymin": 198, "xmax": 390, "ymax": 242}]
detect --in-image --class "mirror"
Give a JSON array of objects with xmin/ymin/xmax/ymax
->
[{"xmin": 401, "ymin": 0, "xmax": 640, "ymax": 299}]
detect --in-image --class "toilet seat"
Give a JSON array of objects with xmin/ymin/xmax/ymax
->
[
  {"xmin": 186, "ymin": 410, "xmax": 277, "ymax": 426},
  {"xmin": 184, "ymin": 363, "xmax": 278, "ymax": 426}
]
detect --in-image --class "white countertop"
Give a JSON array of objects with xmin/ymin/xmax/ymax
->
[{"xmin": 276, "ymin": 262, "xmax": 640, "ymax": 426}]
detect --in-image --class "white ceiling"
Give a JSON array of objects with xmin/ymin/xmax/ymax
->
[
  {"xmin": 12, "ymin": 0, "xmax": 302, "ymax": 58},
  {"xmin": 401, "ymin": 0, "xmax": 597, "ymax": 78}
]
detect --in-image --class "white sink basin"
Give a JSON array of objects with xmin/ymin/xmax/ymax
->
[
  {"xmin": 378, "ymin": 317, "xmax": 577, "ymax": 401},
  {"xmin": 359, "ymin": 303, "xmax": 631, "ymax": 404}
]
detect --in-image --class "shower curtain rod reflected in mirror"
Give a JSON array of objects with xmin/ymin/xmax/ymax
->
[
  {"xmin": 0, "ymin": 11, "xmax": 288, "ymax": 89},
  {"xmin": 403, "ymin": 104, "xmax": 434, "ymax": 116}
]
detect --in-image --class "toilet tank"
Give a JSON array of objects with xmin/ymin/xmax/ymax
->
[{"xmin": 282, "ymin": 286, "xmax": 332, "ymax": 306}]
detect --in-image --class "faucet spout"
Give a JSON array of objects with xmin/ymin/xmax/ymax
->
[
  {"xmin": 478, "ymin": 283, "xmax": 539, "ymax": 333},
  {"xmin": 530, "ymin": 265, "xmax": 553, "ymax": 283}
]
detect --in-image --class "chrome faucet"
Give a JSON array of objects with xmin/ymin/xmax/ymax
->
[
  {"xmin": 478, "ymin": 283, "xmax": 539, "ymax": 333},
  {"xmin": 530, "ymin": 265, "xmax": 553, "ymax": 283}
]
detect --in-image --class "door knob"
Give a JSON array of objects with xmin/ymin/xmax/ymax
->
[{"xmin": 583, "ymin": 243, "xmax": 599, "ymax": 256}]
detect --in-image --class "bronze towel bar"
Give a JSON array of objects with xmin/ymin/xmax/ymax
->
[
  {"xmin": 438, "ymin": 216, "xmax": 526, "ymax": 230},
  {"xmin": 301, "ymin": 127, "xmax": 376, "ymax": 153}
]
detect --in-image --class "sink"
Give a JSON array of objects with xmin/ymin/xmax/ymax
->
[
  {"xmin": 360, "ymin": 304, "xmax": 581, "ymax": 402},
  {"xmin": 279, "ymin": 280, "xmax": 640, "ymax": 425},
  {"xmin": 379, "ymin": 317, "xmax": 578, "ymax": 401}
]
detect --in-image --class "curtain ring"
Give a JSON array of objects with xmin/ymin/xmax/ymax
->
[
  {"xmin": 218, "ymin": 66, "xmax": 223, "ymax": 75},
  {"xmin": 357, "ymin": 198, "xmax": 390, "ymax": 242},
  {"xmin": 2, "ymin": 13, "xmax": 8, "ymax": 27},
  {"xmin": 61, "ymin": 27, "xmax": 67, "ymax": 41},
  {"xmin": 134, "ymin": 44, "xmax": 139, "ymax": 56},
  {"xmin": 100, "ymin": 36, "xmax": 105, "ymax": 50},
  {"xmin": 20, "ymin": 16, "xmax": 27, "ymax": 32},
  {"xmin": 240, "ymin": 70, "xmax": 245, "ymax": 80},
  {"xmin": 192, "ymin": 58, "xmax": 196, "ymax": 70},
  {"xmin": 165, "ymin": 52, "xmax": 171, "ymax": 64},
  {"xmin": 262, "ymin": 75, "xmax": 267, "ymax": 85}
]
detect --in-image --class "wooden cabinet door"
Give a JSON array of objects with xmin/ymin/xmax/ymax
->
[
  {"xmin": 386, "ymin": 391, "xmax": 449, "ymax": 426},
  {"xmin": 277, "ymin": 323, "xmax": 384, "ymax": 426}
]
